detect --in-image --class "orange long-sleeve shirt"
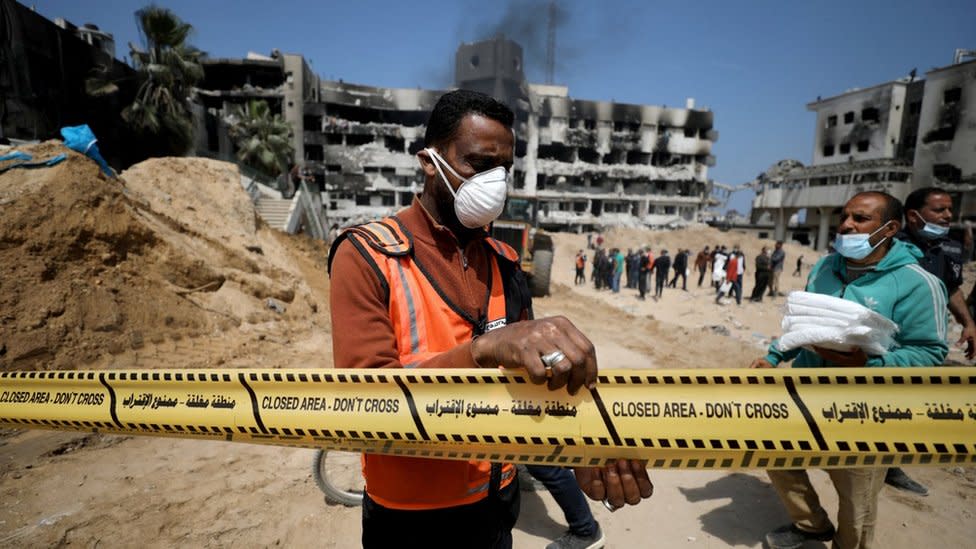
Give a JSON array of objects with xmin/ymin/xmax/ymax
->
[{"xmin": 330, "ymin": 197, "xmax": 490, "ymax": 369}]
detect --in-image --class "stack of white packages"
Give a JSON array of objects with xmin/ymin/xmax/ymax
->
[{"xmin": 776, "ymin": 291, "xmax": 899, "ymax": 356}]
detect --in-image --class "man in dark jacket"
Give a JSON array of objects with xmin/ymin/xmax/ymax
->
[
  {"xmin": 669, "ymin": 249, "xmax": 688, "ymax": 290},
  {"xmin": 887, "ymin": 187, "xmax": 976, "ymax": 497},
  {"xmin": 651, "ymin": 250, "xmax": 671, "ymax": 300},
  {"xmin": 750, "ymin": 247, "xmax": 771, "ymax": 302}
]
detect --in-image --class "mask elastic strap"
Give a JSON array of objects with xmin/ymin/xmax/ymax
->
[{"xmin": 425, "ymin": 148, "xmax": 464, "ymax": 198}]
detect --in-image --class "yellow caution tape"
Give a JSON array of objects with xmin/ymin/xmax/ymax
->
[{"xmin": 1, "ymin": 368, "xmax": 974, "ymax": 469}]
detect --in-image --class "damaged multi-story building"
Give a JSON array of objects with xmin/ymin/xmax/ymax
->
[
  {"xmin": 750, "ymin": 49, "xmax": 976, "ymax": 250},
  {"xmin": 198, "ymin": 36, "xmax": 719, "ymax": 232}
]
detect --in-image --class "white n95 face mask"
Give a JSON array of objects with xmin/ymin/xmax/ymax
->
[{"xmin": 425, "ymin": 148, "xmax": 509, "ymax": 229}]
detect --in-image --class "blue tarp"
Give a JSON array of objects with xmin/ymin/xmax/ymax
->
[{"xmin": 60, "ymin": 124, "xmax": 114, "ymax": 177}]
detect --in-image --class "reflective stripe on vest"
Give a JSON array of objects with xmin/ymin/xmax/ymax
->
[{"xmin": 347, "ymin": 217, "xmax": 515, "ymax": 510}]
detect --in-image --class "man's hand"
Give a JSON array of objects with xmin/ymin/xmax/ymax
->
[
  {"xmin": 812, "ymin": 346, "xmax": 868, "ymax": 366},
  {"xmin": 575, "ymin": 460, "xmax": 653, "ymax": 509},
  {"xmin": 471, "ymin": 316, "xmax": 597, "ymax": 394},
  {"xmin": 957, "ymin": 323, "xmax": 976, "ymax": 360},
  {"xmin": 749, "ymin": 357, "xmax": 774, "ymax": 369}
]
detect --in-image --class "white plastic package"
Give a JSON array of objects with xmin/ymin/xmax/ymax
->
[{"xmin": 776, "ymin": 292, "xmax": 898, "ymax": 356}]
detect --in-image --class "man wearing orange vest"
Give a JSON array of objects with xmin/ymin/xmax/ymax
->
[{"xmin": 329, "ymin": 90, "xmax": 652, "ymax": 548}]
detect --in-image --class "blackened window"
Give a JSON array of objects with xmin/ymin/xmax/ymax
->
[
  {"xmin": 861, "ymin": 108, "xmax": 879, "ymax": 122},
  {"xmin": 839, "ymin": 143, "xmax": 851, "ymax": 154},
  {"xmin": 843, "ymin": 112, "xmax": 854, "ymax": 124},
  {"xmin": 826, "ymin": 115, "xmax": 837, "ymax": 128},
  {"xmin": 823, "ymin": 145, "xmax": 835, "ymax": 157},
  {"xmin": 944, "ymin": 88, "xmax": 961, "ymax": 104},
  {"xmin": 856, "ymin": 140, "xmax": 869, "ymax": 152}
]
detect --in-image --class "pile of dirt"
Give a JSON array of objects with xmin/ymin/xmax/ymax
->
[{"xmin": 0, "ymin": 142, "xmax": 316, "ymax": 370}]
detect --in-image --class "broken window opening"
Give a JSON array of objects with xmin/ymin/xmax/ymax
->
[
  {"xmin": 856, "ymin": 140, "xmax": 869, "ymax": 152},
  {"xmin": 860, "ymin": 108, "xmax": 879, "ymax": 123},
  {"xmin": 536, "ymin": 174, "xmax": 547, "ymax": 190},
  {"xmin": 513, "ymin": 170, "xmax": 525, "ymax": 190},
  {"xmin": 933, "ymin": 164, "xmax": 962, "ymax": 183},
  {"xmin": 578, "ymin": 148, "xmax": 599, "ymax": 163},
  {"xmin": 380, "ymin": 167, "xmax": 395, "ymax": 176},
  {"xmin": 613, "ymin": 121, "xmax": 626, "ymax": 132},
  {"xmin": 538, "ymin": 116, "xmax": 551, "ymax": 128},
  {"xmin": 683, "ymin": 127, "xmax": 696, "ymax": 138},
  {"xmin": 515, "ymin": 140, "xmax": 527, "ymax": 157},
  {"xmin": 384, "ymin": 136, "xmax": 405, "ymax": 153},
  {"xmin": 407, "ymin": 139, "xmax": 425, "ymax": 155},
  {"xmin": 346, "ymin": 134, "xmax": 374, "ymax": 146},
  {"xmin": 909, "ymin": 101, "xmax": 922, "ymax": 115},
  {"xmin": 326, "ymin": 164, "xmax": 342, "ymax": 173},
  {"xmin": 629, "ymin": 122, "xmax": 641, "ymax": 132},
  {"xmin": 839, "ymin": 143, "xmax": 851, "ymax": 154},
  {"xmin": 305, "ymin": 144, "xmax": 324, "ymax": 161},
  {"xmin": 823, "ymin": 145, "xmax": 835, "ymax": 157},
  {"xmin": 355, "ymin": 194, "xmax": 371, "ymax": 206},
  {"xmin": 312, "ymin": 172, "xmax": 325, "ymax": 192},
  {"xmin": 364, "ymin": 166, "xmax": 379, "ymax": 173},
  {"xmin": 538, "ymin": 143, "xmax": 575, "ymax": 162},
  {"xmin": 602, "ymin": 150, "xmax": 625, "ymax": 165},
  {"xmin": 326, "ymin": 133, "xmax": 344, "ymax": 145},
  {"xmin": 826, "ymin": 115, "xmax": 838, "ymax": 128},
  {"xmin": 843, "ymin": 112, "xmax": 854, "ymax": 124},
  {"xmin": 381, "ymin": 194, "xmax": 395, "ymax": 206},
  {"xmin": 583, "ymin": 119, "xmax": 597, "ymax": 130},
  {"xmin": 304, "ymin": 115, "xmax": 322, "ymax": 131},
  {"xmin": 626, "ymin": 151, "xmax": 651, "ymax": 165},
  {"xmin": 944, "ymin": 87, "xmax": 961, "ymax": 104}
]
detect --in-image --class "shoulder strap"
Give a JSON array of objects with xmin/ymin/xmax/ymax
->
[
  {"xmin": 347, "ymin": 217, "xmax": 413, "ymax": 256},
  {"xmin": 484, "ymin": 237, "xmax": 520, "ymax": 263},
  {"xmin": 327, "ymin": 216, "xmax": 413, "ymax": 274}
]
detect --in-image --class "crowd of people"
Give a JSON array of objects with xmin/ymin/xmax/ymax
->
[{"xmin": 574, "ymin": 240, "xmax": 792, "ymax": 306}]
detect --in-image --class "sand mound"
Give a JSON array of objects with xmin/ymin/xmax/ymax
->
[{"xmin": 0, "ymin": 143, "xmax": 314, "ymax": 370}]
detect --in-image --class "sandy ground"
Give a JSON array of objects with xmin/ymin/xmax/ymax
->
[
  {"xmin": 2, "ymin": 236, "xmax": 974, "ymax": 548},
  {"xmin": 1, "ymin": 151, "xmax": 973, "ymax": 547}
]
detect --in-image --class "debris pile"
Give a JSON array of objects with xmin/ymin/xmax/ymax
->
[{"xmin": 0, "ymin": 142, "xmax": 314, "ymax": 370}]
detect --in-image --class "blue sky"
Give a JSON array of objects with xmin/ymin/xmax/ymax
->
[{"xmin": 31, "ymin": 0, "xmax": 976, "ymax": 213}]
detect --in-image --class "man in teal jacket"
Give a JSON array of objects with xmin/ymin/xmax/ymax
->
[{"xmin": 752, "ymin": 191, "xmax": 948, "ymax": 549}]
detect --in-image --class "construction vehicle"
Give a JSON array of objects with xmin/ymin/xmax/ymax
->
[{"xmin": 491, "ymin": 197, "xmax": 553, "ymax": 297}]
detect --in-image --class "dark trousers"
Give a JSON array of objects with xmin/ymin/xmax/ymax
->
[
  {"xmin": 362, "ymin": 477, "xmax": 520, "ymax": 549},
  {"xmin": 575, "ymin": 267, "xmax": 585, "ymax": 285},
  {"xmin": 729, "ymin": 278, "xmax": 742, "ymax": 304},
  {"xmin": 751, "ymin": 271, "xmax": 770, "ymax": 301},
  {"xmin": 669, "ymin": 269, "xmax": 687, "ymax": 290},
  {"xmin": 638, "ymin": 271, "xmax": 649, "ymax": 298},
  {"xmin": 698, "ymin": 267, "xmax": 707, "ymax": 287},
  {"xmin": 525, "ymin": 466, "xmax": 598, "ymax": 537},
  {"xmin": 655, "ymin": 274, "xmax": 667, "ymax": 298}
]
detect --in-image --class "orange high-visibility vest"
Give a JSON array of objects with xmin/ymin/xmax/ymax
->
[{"xmin": 337, "ymin": 216, "xmax": 518, "ymax": 510}]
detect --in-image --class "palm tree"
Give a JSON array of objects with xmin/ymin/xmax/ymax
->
[
  {"xmin": 224, "ymin": 99, "xmax": 294, "ymax": 178},
  {"xmin": 88, "ymin": 6, "xmax": 203, "ymax": 157}
]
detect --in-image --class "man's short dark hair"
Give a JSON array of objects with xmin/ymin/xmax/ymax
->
[
  {"xmin": 851, "ymin": 191, "xmax": 903, "ymax": 225},
  {"xmin": 424, "ymin": 89, "xmax": 514, "ymax": 148},
  {"xmin": 904, "ymin": 187, "xmax": 948, "ymax": 212}
]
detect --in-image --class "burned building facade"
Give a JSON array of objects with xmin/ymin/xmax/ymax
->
[
  {"xmin": 751, "ymin": 49, "xmax": 976, "ymax": 250},
  {"xmin": 197, "ymin": 37, "xmax": 718, "ymax": 229},
  {"xmin": 291, "ymin": 37, "xmax": 719, "ymax": 229}
]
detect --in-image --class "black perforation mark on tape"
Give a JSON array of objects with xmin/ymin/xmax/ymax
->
[
  {"xmin": 99, "ymin": 372, "xmax": 123, "ymax": 429},
  {"xmin": 238, "ymin": 372, "xmax": 267, "ymax": 434},
  {"xmin": 783, "ymin": 376, "xmax": 828, "ymax": 451}
]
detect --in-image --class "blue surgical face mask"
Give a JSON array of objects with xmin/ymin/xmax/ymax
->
[
  {"xmin": 913, "ymin": 212, "xmax": 949, "ymax": 240},
  {"xmin": 833, "ymin": 221, "xmax": 892, "ymax": 260}
]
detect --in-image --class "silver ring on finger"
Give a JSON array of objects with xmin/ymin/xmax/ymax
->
[
  {"xmin": 540, "ymin": 350, "xmax": 566, "ymax": 368},
  {"xmin": 602, "ymin": 498, "xmax": 619, "ymax": 512}
]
